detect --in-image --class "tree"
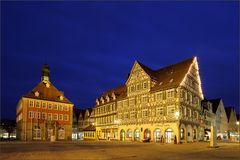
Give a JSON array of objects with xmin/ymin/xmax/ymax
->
[{"xmin": 0, "ymin": 119, "xmax": 16, "ymax": 139}]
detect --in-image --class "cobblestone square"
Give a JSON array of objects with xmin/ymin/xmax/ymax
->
[{"xmin": 0, "ymin": 141, "xmax": 239, "ymax": 160}]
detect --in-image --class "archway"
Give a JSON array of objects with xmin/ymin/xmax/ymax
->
[
  {"xmin": 180, "ymin": 128, "xmax": 185, "ymax": 140},
  {"xmin": 154, "ymin": 129, "xmax": 161, "ymax": 142},
  {"xmin": 193, "ymin": 126, "xmax": 197, "ymax": 141},
  {"xmin": 165, "ymin": 128, "xmax": 175, "ymax": 143},
  {"xmin": 187, "ymin": 125, "xmax": 193, "ymax": 142},
  {"xmin": 144, "ymin": 129, "xmax": 151, "ymax": 140},
  {"xmin": 127, "ymin": 129, "xmax": 132, "ymax": 140},
  {"xmin": 120, "ymin": 129, "xmax": 125, "ymax": 141},
  {"xmin": 134, "ymin": 129, "xmax": 140, "ymax": 141}
]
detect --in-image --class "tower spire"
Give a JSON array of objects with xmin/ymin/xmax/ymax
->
[{"xmin": 41, "ymin": 64, "xmax": 50, "ymax": 82}]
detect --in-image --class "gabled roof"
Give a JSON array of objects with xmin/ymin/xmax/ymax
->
[
  {"xmin": 224, "ymin": 107, "xmax": 233, "ymax": 122},
  {"xmin": 97, "ymin": 57, "xmax": 195, "ymax": 100},
  {"xmin": 23, "ymin": 82, "xmax": 73, "ymax": 104},
  {"xmin": 150, "ymin": 57, "xmax": 194, "ymax": 92},
  {"xmin": 208, "ymin": 98, "xmax": 221, "ymax": 113},
  {"xmin": 102, "ymin": 85, "xmax": 127, "ymax": 97}
]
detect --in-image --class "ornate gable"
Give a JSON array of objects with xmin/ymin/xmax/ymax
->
[
  {"xmin": 180, "ymin": 57, "xmax": 204, "ymax": 99},
  {"xmin": 126, "ymin": 61, "xmax": 151, "ymax": 96}
]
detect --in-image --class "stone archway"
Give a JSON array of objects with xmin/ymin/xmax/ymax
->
[
  {"xmin": 134, "ymin": 129, "xmax": 140, "ymax": 141},
  {"xmin": 179, "ymin": 124, "xmax": 186, "ymax": 142},
  {"xmin": 154, "ymin": 128, "xmax": 161, "ymax": 142},
  {"xmin": 127, "ymin": 129, "xmax": 132, "ymax": 140},
  {"xmin": 186, "ymin": 125, "xmax": 193, "ymax": 142},
  {"xmin": 120, "ymin": 129, "xmax": 125, "ymax": 141},
  {"xmin": 165, "ymin": 128, "xmax": 175, "ymax": 143},
  {"xmin": 144, "ymin": 129, "xmax": 151, "ymax": 140}
]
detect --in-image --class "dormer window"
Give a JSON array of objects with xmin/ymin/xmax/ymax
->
[
  {"xmin": 46, "ymin": 82, "xmax": 50, "ymax": 88},
  {"xmin": 35, "ymin": 91, "xmax": 39, "ymax": 97},
  {"xmin": 112, "ymin": 92, "xmax": 116, "ymax": 100},
  {"xmin": 106, "ymin": 95, "xmax": 110, "ymax": 102},
  {"xmin": 101, "ymin": 97, "xmax": 104, "ymax": 104},
  {"xmin": 59, "ymin": 96, "xmax": 63, "ymax": 100},
  {"xmin": 96, "ymin": 98, "xmax": 100, "ymax": 105}
]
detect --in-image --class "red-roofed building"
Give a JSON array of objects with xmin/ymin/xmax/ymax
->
[{"xmin": 16, "ymin": 65, "xmax": 74, "ymax": 141}]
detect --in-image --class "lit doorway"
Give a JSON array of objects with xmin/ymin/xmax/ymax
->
[
  {"xmin": 144, "ymin": 129, "xmax": 151, "ymax": 140},
  {"xmin": 165, "ymin": 128, "xmax": 174, "ymax": 143},
  {"xmin": 120, "ymin": 129, "xmax": 125, "ymax": 141},
  {"xmin": 134, "ymin": 129, "xmax": 140, "ymax": 141},
  {"xmin": 154, "ymin": 129, "xmax": 161, "ymax": 142}
]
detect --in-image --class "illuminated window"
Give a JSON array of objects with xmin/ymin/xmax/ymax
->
[
  {"xmin": 64, "ymin": 114, "xmax": 69, "ymax": 121},
  {"xmin": 29, "ymin": 101, "xmax": 34, "ymax": 107},
  {"xmin": 156, "ymin": 107, "xmax": 164, "ymax": 116},
  {"xmin": 37, "ymin": 112, "xmax": 41, "ymax": 119},
  {"xmin": 59, "ymin": 114, "xmax": 63, "ymax": 120},
  {"xmin": 143, "ymin": 82, "xmax": 147, "ymax": 89},
  {"xmin": 130, "ymin": 111, "xmax": 137, "ymax": 119},
  {"xmin": 59, "ymin": 105, "xmax": 63, "ymax": 111},
  {"xmin": 29, "ymin": 111, "xmax": 34, "ymax": 119},
  {"xmin": 136, "ymin": 84, "xmax": 141, "ymax": 90},
  {"xmin": 54, "ymin": 114, "xmax": 58, "ymax": 120},
  {"xmin": 42, "ymin": 102, "xmax": 47, "ymax": 109},
  {"xmin": 167, "ymin": 106, "xmax": 175, "ymax": 116},
  {"xmin": 54, "ymin": 104, "xmax": 58, "ymax": 110},
  {"xmin": 36, "ymin": 101, "xmax": 40, "ymax": 108},
  {"xmin": 64, "ymin": 105, "xmax": 68, "ymax": 111},
  {"xmin": 48, "ymin": 113, "xmax": 52, "ymax": 120},
  {"xmin": 124, "ymin": 113, "xmax": 129, "ymax": 119},
  {"xmin": 48, "ymin": 104, "xmax": 52, "ymax": 110},
  {"xmin": 42, "ymin": 113, "xmax": 47, "ymax": 120},
  {"xmin": 130, "ymin": 85, "xmax": 135, "ymax": 92},
  {"xmin": 156, "ymin": 93, "xmax": 163, "ymax": 100},
  {"xmin": 142, "ymin": 96, "xmax": 148, "ymax": 103},
  {"xmin": 142, "ymin": 110, "xmax": 148, "ymax": 117},
  {"xmin": 167, "ymin": 91, "xmax": 174, "ymax": 98}
]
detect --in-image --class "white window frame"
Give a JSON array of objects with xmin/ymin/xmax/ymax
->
[
  {"xmin": 48, "ymin": 103, "xmax": 52, "ymax": 110},
  {"xmin": 48, "ymin": 113, "xmax": 52, "ymax": 120},
  {"xmin": 64, "ymin": 114, "xmax": 69, "ymax": 121},
  {"xmin": 42, "ymin": 102, "xmax": 47, "ymax": 109},
  {"xmin": 59, "ymin": 114, "xmax": 63, "ymax": 120},
  {"xmin": 54, "ymin": 114, "xmax": 58, "ymax": 120},
  {"xmin": 54, "ymin": 104, "xmax": 58, "ymax": 110},
  {"xmin": 29, "ymin": 100, "xmax": 34, "ymax": 107},
  {"xmin": 29, "ymin": 111, "xmax": 34, "ymax": 119},
  {"xmin": 42, "ymin": 112, "xmax": 47, "ymax": 120}
]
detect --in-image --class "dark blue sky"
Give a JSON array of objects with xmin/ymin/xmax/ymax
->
[{"xmin": 1, "ymin": 1, "xmax": 239, "ymax": 119}]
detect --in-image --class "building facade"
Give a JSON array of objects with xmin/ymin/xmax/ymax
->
[
  {"xmin": 16, "ymin": 65, "xmax": 74, "ymax": 141},
  {"xmin": 92, "ymin": 57, "xmax": 204, "ymax": 143},
  {"xmin": 201, "ymin": 99, "xmax": 215, "ymax": 140},
  {"xmin": 208, "ymin": 99, "xmax": 228, "ymax": 140}
]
